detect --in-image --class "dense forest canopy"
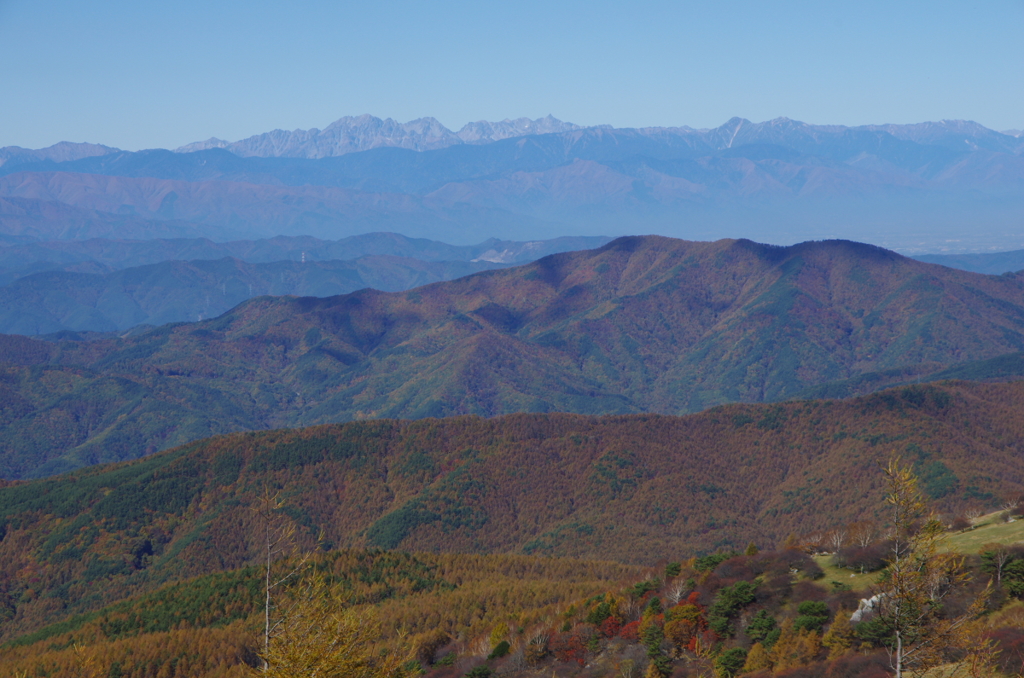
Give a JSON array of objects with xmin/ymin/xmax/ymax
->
[{"xmin": 1, "ymin": 379, "xmax": 1022, "ymax": 649}]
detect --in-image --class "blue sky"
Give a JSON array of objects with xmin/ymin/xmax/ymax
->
[{"xmin": 1, "ymin": 0, "xmax": 1022, "ymax": 150}]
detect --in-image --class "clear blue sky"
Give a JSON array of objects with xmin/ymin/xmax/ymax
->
[{"xmin": 1, "ymin": 0, "xmax": 1022, "ymax": 151}]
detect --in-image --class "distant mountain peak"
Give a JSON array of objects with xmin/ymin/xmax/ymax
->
[
  {"xmin": 456, "ymin": 115, "xmax": 582, "ymax": 143},
  {"xmin": 168, "ymin": 114, "xmax": 1024, "ymax": 161},
  {"xmin": 173, "ymin": 114, "xmax": 587, "ymax": 159},
  {"xmin": 855, "ymin": 119, "xmax": 1023, "ymax": 152},
  {"xmin": 0, "ymin": 141, "xmax": 120, "ymax": 169},
  {"xmin": 174, "ymin": 137, "xmax": 230, "ymax": 153}
]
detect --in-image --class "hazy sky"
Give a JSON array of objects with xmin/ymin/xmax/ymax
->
[{"xmin": 2, "ymin": 0, "xmax": 1022, "ymax": 150}]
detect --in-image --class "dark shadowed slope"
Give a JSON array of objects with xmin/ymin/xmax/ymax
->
[{"xmin": 3, "ymin": 235, "xmax": 1024, "ymax": 477}]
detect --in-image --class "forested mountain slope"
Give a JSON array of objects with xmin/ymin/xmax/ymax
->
[
  {"xmin": 3, "ymin": 235, "xmax": 1024, "ymax": 477},
  {"xmin": 1, "ymin": 379, "xmax": 1022, "ymax": 641},
  {"xmin": 0, "ymin": 550, "xmax": 645, "ymax": 677}
]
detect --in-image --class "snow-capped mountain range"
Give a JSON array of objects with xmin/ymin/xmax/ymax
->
[
  {"xmin": 173, "ymin": 114, "xmax": 586, "ymax": 158},
  {"xmin": 1, "ymin": 115, "xmax": 1022, "ymax": 253}
]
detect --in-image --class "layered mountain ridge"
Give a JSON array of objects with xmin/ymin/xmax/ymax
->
[
  {"xmin": 0, "ymin": 234, "xmax": 613, "ymax": 329},
  {"xmin": 4, "ymin": 116, "xmax": 1023, "ymax": 251},
  {"xmin": 3, "ymin": 235, "xmax": 1024, "ymax": 478},
  {"xmin": 0, "ymin": 255, "xmax": 513, "ymax": 334},
  {"xmin": 0, "ymin": 232, "xmax": 611, "ymax": 281},
  {"xmin": 2, "ymin": 379, "xmax": 1022, "ymax": 641}
]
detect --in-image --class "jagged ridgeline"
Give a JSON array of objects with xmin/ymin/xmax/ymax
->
[
  {"xmin": 3, "ymin": 117, "xmax": 1024, "ymax": 249},
  {"xmin": 1, "ymin": 380, "xmax": 1023, "ymax": 645},
  {"xmin": 4, "ymin": 235, "xmax": 1024, "ymax": 480}
]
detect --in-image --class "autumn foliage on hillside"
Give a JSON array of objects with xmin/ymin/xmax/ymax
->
[
  {"xmin": 5, "ymin": 540, "xmax": 1022, "ymax": 678},
  {"xmin": 0, "ymin": 550, "xmax": 643, "ymax": 678},
  {"xmin": 2, "ymin": 380, "xmax": 1024, "ymax": 645},
  {"xmin": 4, "ymin": 235, "xmax": 1024, "ymax": 477}
]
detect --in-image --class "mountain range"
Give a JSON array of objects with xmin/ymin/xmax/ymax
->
[
  {"xmin": 4, "ymin": 111, "xmax": 1024, "ymax": 678},
  {"xmin": 0, "ymin": 171, "xmax": 559, "ymax": 244},
  {"xmin": 171, "ymin": 115, "xmax": 1024, "ymax": 159},
  {"xmin": 174, "ymin": 114, "xmax": 585, "ymax": 157},
  {"xmin": 1, "ymin": 233, "xmax": 1019, "ymax": 336},
  {"xmin": 4, "ymin": 235, "xmax": 1024, "ymax": 479},
  {"xmin": 3, "ymin": 116, "xmax": 1023, "ymax": 251}
]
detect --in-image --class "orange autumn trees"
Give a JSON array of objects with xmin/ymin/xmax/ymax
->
[{"xmin": 3, "ymin": 381, "xmax": 1024, "ymax": 645}]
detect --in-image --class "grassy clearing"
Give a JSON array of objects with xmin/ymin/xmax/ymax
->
[
  {"xmin": 940, "ymin": 511, "xmax": 1024, "ymax": 553},
  {"xmin": 812, "ymin": 555, "xmax": 880, "ymax": 593},
  {"xmin": 811, "ymin": 513, "xmax": 1024, "ymax": 593}
]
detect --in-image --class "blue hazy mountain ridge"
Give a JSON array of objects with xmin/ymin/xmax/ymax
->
[
  {"xmin": 0, "ymin": 233, "xmax": 612, "ymax": 333},
  {"xmin": 0, "ymin": 256, "xmax": 514, "ymax": 334},
  {"xmin": 1, "ymin": 116, "xmax": 1023, "ymax": 251},
  {"xmin": 0, "ymin": 141, "xmax": 120, "ymax": 169},
  {"xmin": 0, "ymin": 195, "xmax": 238, "ymax": 241},
  {"xmin": 0, "ymin": 173, "xmax": 560, "ymax": 245},
  {"xmin": 10, "ymin": 118, "xmax": 1024, "ymax": 193},
  {"xmin": 915, "ymin": 249, "xmax": 1024, "ymax": 275},
  {"xmin": 0, "ymin": 232, "xmax": 612, "ymax": 285}
]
